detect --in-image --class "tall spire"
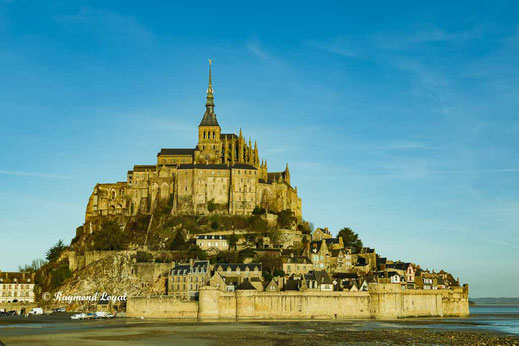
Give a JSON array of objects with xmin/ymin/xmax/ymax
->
[
  {"xmin": 206, "ymin": 59, "xmax": 214, "ymax": 106},
  {"xmin": 200, "ymin": 59, "xmax": 219, "ymax": 127}
]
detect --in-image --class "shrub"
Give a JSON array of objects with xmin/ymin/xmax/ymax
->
[
  {"xmin": 210, "ymin": 221, "xmax": 219, "ymax": 230},
  {"xmin": 207, "ymin": 199, "xmax": 217, "ymax": 213},
  {"xmin": 93, "ymin": 221, "xmax": 128, "ymax": 251},
  {"xmin": 252, "ymin": 206, "xmax": 266, "ymax": 215},
  {"xmin": 136, "ymin": 251, "xmax": 153, "ymax": 262},
  {"xmin": 50, "ymin": 263, "xmax": 71, "ymax": 289}
]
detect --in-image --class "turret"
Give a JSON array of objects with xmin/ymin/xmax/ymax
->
[{"xmin": 285, "ymin": 163, "xmax": 291, "ymax": 185}]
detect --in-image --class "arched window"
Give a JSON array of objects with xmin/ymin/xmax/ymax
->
[
  {"xmin": 212, "ymin": 131, "xmax": 215, "ymax": 139},
  {"xmin": 203, "ymin": 131, "xmax": 206, "ymax": 139}
]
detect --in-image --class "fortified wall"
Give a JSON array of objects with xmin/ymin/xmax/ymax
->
[{"xmin": 127, "ymin": 284, "xmax": 469, "ymax": 320}]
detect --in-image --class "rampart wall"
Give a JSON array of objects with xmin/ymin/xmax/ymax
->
[{"xmin": 126, "ymin": 284, "xmax": 469, "ymax": 320}]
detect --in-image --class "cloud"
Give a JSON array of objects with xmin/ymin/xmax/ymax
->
[
  {"xmin": 480, "ymin": 238, "xmax": 519, "ymax": 249},
  {"xmin": 0, "ymin": 170, "xmax": 72, "ymax": 179},
  {"xmin": 246, "ymin": 40, "xmax": 272, "ymax": 61},
  {"xmin": 307, "ymin": 37, "xmax": 360, "ymax": 58},
  {"xmin": 54, "ymin": 6, "xmax": 154, "ymax": 44}
]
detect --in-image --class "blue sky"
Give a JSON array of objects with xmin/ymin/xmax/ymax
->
[{"xmin": 1, "ymin": 1, "xmax": 518, "ymax": 297}]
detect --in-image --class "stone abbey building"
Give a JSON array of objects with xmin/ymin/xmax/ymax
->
[{"xmin": 85, "ymin": 63, "xmax": 302, "ymax": 222}]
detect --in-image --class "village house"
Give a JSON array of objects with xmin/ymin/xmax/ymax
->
[
  {"xmin": 213, "ymin": 263, "xmax": 262, "ymax": 289},
  {"xmin": 169, "ymin": 260, "xmax": 210, "ymax": 299},
  {"xmin": 282, "ymin": 254, "xmax": 313, "ymax": 275},
  {"xmin": 311, "ymin": 227, "xmax": 333, "ymax": 241},
  {"xmin": 0, "ymin": 271, "xmax": 35, "ymax": 303},
  {"xmin": 195, "ymin": 234, "xmax": 229, "ymax": 252}
]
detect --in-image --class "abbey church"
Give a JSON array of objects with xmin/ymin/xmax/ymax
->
[{"xmin": 85, "ymin": 63, "xmax": 302, "ymax": 222}]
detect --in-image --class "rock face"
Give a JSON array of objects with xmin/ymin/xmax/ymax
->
[{"xmin": 54, "ymin": 252, "xmax": 168, "ymax": 311}]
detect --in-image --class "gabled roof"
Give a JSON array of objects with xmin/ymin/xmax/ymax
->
[
  {"xmin": 214, "ymin": 263, "xmax": 262, "ymax": 272},
  {"xmin": 282, "ymin": 255, "xmax": 312, "ymax": 264},
  {"xmin": 314, "ymin": 270, "xmax": 333, "ymax": 285},
  {"xmin": 237, "ymin": 279, "xmax": 257, "ymax": 290}
]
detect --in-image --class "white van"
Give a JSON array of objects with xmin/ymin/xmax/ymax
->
[{"xmin": 29, "ymin": 308, "xmax": 43, "ymax": 315}]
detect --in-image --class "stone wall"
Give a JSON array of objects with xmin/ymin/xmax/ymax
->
[
  {"xmin": 126, "ymin": 284, "xmax": 469, "ymax": 320},
  {"xmin": 126, "ymin": 296, "xmax": 198, "ymax": 318}
]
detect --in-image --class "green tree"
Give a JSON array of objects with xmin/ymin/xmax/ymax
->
[
  {"xmin": 93, "ymin": 221, "xmax": 128, "ymax": 251},
  {"xmin": 216, "ymin": 250, "xmax": 239, "ymax": 263},
  {"xmin": 170, "ymin": 230, "xmax": 187, "ymax": 250},
  {"xmin": 258, "ymin": 252, "xmax": 282, "ymax": 275},
  {"xmin": 46, "ymin": 240, "xmax": 66, "ymax": 262},
  {"xmin": 207, "ymin": 199, "xmax": 217, "ymax": 212},
  {"xmin": 337, "ymin": 227, "xmax": 363, "ymax": 253},
  {"xmin": 228, "ymin": 234, "xmax": 239, "ymax": 248},
  {"xmin": 277, "ymin": 209, "xmax": 296, "ymax": 229},
  {"xmin": 187, "ymin": 245, "xmax": 207, "ymax": 260}
]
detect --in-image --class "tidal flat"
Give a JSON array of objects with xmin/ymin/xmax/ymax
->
[{"xmin": 1, "ymin": 313, "xmax": 518, "ymax": 346}]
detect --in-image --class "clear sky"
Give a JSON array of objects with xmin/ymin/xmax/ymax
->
[{"xmin": 0, "ymin": 1, "xmax": 518, "ymax": 297}]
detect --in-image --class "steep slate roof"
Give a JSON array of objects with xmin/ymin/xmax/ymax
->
[
  {"xmin": 157, "ymin": 148, "xmax": 196, "ymax": 156},
  {"xmin": 282, "ymin": 256, "xmax": 312, "ymax": 264},
  {"xmin": 267, "ymin": 172, "xmax": 285, "ymax": 183},
  {"xmin": 199, "ymin": 111, "xmax": 219, "ymax": 126},
  {"xmin": 220, "ymin": 133, "xmax": 238, "ymax": 140},
  {"xmin": 232, "ymin": 164, "xmax": 257, "ymax": 170},
  {"xmin": 170, "ymin": 260, "xmax": 209, "ymax": 275},
  {"xmin": 237, "ymin": 279, "xmax": 257, "ymax": 290},
  {"xmin": 314, "ymin": 271, "xmax": 333, "ymax": 285},
  {"xmin": 214, "ymin": 263, "xmax": 262, "ymax": 272},
  {"xmin": 178, "ymin": 164, "xmax": 229, "ymax": 170},
  {"xmin": 332, "ymin": 273, "xmax": 359, "ymax": 280},
  {"xmin": 0, "ymin": 272, "xmax": 35, "ymax": 284},
  {"xmin": 196, "ymin": 235, "xmax": 227, "ymax": 240},
  {"xmin": 284, "ymin": 279, "xmax": 300, "ymax": 291}
]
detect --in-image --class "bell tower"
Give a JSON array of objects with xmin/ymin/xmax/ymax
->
[{"xmin": 196, "ymin": 59, "xmax": 222, "ymax": 164}]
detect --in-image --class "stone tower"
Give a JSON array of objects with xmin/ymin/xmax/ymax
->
[{"xmin": 195, "ymin": 59, "xmax": 222, "ymax": 164}]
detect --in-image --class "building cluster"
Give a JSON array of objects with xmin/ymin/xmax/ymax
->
[
  {"xmin": 166, "ymin": 226, "xmax": 462, "ymax": 300},
  {"xmin": 0, "ymin": 271, "xmax": 36, "ymax": 303},
  {"xmin": 85, "ymin": 63, "xmax": 301, "ymax": 224}
]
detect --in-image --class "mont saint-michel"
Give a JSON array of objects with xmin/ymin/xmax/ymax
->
[
  {"xmin": 0, "ymin": 63, "xmax": 469, "ymax": 324},
  {"xmin": 85, "ymin": 61, "xmax": 301, "ymax": 223}
]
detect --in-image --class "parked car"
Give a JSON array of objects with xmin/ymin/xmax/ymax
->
[
  {"xmin": 106, "ymin": 313, "xmax": 115, "ymax": 318},
  {"xmin": 56, "ymin": 307, "xmax": 66, "ymax": 313},
  {"xmin": 7, "ymin": 310, "xmax": 17, "ymax": 315},
  {"xmin": 94, "ymin": 311, "xmax": 108, "ymax": 319},
  {"xmin": 29, "ymin": 308, "xmax": 44, "ymax": 315},
  {"xmin": 70, "ymin": 313, "xmax": 87, "ymax": 320}
]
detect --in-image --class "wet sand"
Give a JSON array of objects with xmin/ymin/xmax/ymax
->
[{"xmin": 1, "ymin": 316, "xmax": 518, "ymax": 345}]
